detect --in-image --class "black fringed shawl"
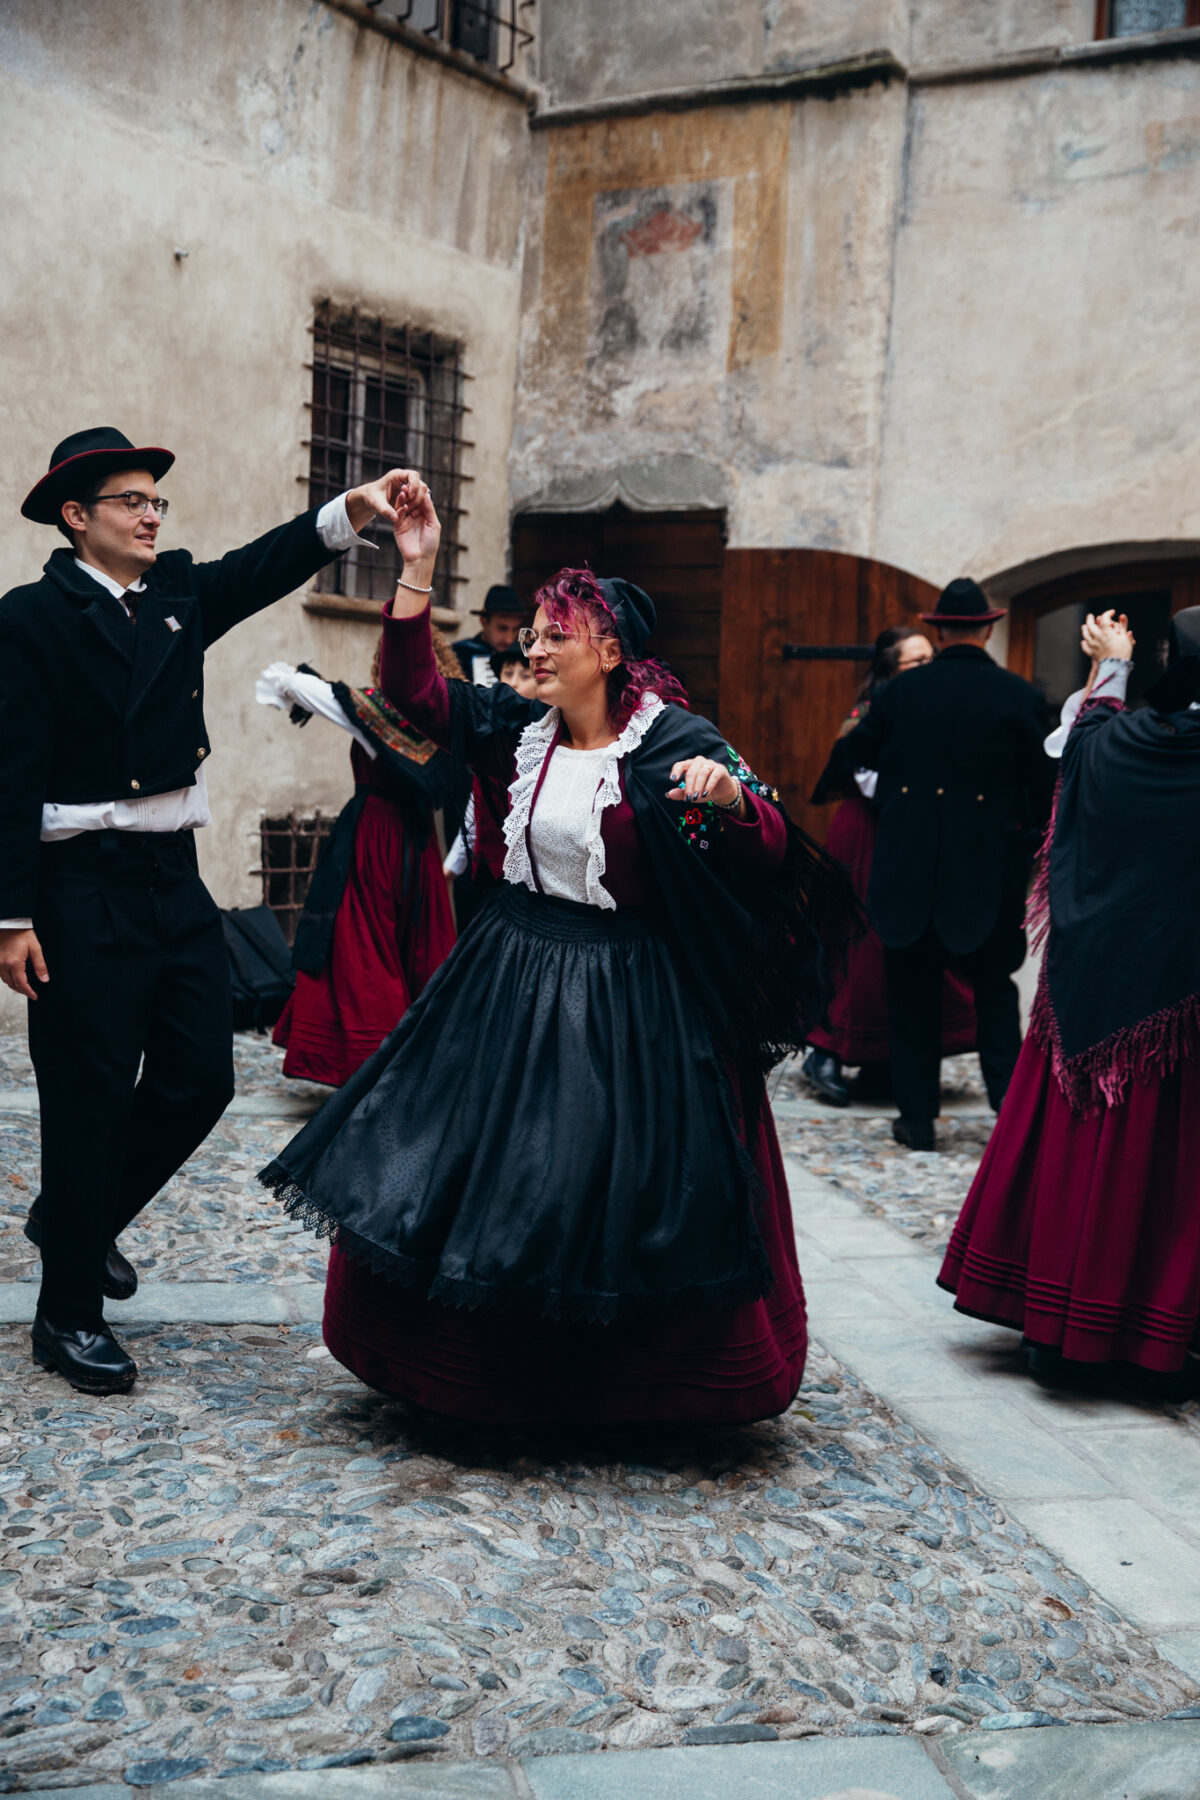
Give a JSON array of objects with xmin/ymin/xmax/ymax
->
[
  {"xmin": 449, "ymin": 685, "xmax": 859, "ymax": 1101},
  {"xmin": 1027, "ymin": 692, "xmax": 1200, "ymax": 1113}
]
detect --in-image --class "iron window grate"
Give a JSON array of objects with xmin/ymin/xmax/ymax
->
[
  {"xmin": 308, "ymin": 301, "xmax": 470, "ymax": 612},
  {"xmin": 257, "ymin": 813, "xmax": 335, "ymax": 945},
  {"xmin": 365, "ymin": 0, "xmax": 534, "ymax": 73}
]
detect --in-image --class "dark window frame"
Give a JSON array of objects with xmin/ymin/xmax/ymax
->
[
  {"xmin": 257, "ymin": 812, "xmax": 336, "ymax": 944},
  {"xmin": 364, "ymin": 0, "xmax": 534, "ymax": 73},
  {"xmin": 1095, "ymin": 0, "xmax": 1200, "ymax": 35},
  {"xmin": 307, "ymin": 300, "xmax": 471, "ymax": 614}
]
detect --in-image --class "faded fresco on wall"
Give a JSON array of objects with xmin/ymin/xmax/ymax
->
[{"xmin": 588, "ymin": 182, "xmax": 731, "ymax": 387}]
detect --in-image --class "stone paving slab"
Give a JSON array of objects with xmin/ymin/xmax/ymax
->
[
  {"xmin": 0, "ymin": 1281, "xmax": 324, "ymax": 1327},
  {"xmin": 938, "ymin": 1718, "xmax": 1200, "ymax": 1800},
  {"xmin": 522, "ymin": 1735, "xmax": 955, "ymax": 1798},
  {"xmin": 0, "ymin": 1093, "xmax": 324, "ymax": 1121},
  {"xmin": 55, "ymin": 1721, "xmax": 1200, "ymax": 1800},
  {"xmin": 785, "ymin": 1163, "xmax": 1200, "ymax": 1691}
]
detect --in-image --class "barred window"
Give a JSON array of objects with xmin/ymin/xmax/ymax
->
[
  {"xmin": 366, "ymin": 0, "xmax": 534, "ymax": 72},
  {"xmin": 307, "ymin": 302, "xmax": 468, "ymax": 612},
  {"xmin": 258, "ymin": 813, "xmax": 335, "ymax": 944},
  {"xmin": 1097, "ymin": 0, "xmax": 1198, "ymax": 33}
]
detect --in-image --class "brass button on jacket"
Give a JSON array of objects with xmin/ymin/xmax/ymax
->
[{"xmin": 130, "ymin": 779, "xmax": 140, "ymax": 791}]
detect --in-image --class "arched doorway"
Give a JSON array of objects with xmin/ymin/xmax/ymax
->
[{"xmin": 1001, "ymin": 553, "xmax": 1200, "ymax": 714}]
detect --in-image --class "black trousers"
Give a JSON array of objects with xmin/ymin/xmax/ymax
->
[
  {"xmin": 883, "ymin": 913, "xmax": 1025, "ymax": 1125},
  {"xmin": 28, "ymin": 830, "xmax": 234, "ymax": 1331}
]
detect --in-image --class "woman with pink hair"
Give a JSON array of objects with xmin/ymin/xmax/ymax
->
[{"xmin": 262, "ymin": 482, "xmax": 855, "ymax": 1424}]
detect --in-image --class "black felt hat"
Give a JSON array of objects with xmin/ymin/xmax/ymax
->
[
  {"xmin": 475, "ymin": 584, "xmax": 525, "ymax": 619},
  {"xmin": 597, "ymin": 577, "xmax": 656, "ymax": 660},
  {"xmin": 920, "ymin": 577, "xmax": 1006, "ymax": 626},
  {"xmin": 22, "ymin": 427, "xmax": 175, "ymax": 525},
  {"xmin": 1145, "ymin": 605, "xmax": 1200, "ymax": 713}
]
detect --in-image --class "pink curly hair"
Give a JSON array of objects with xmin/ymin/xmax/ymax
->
[{"xmin": 535, "ymin": 567, "xmax": 689, "ymax": 732}]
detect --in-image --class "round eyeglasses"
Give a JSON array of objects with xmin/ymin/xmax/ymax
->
[
  {"xmin": 518, "ymin": 626, "xmax": 609, "ymax": 657},
  {"xmin": 91, "ymin": 491, "xmax": 169, "ymax": 519}
]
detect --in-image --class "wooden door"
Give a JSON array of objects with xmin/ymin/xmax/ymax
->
[
  {"xmin": 510, "ymin": 504, "xmax": 726, "ymax": 725},
  {"xmin": 720, "ymin": 550, "xmax": 940, "ymax": 839}
]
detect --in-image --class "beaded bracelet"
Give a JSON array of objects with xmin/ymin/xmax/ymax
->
[
  {"xmin": 396, "ymin": 578, "xmax": 433, "ymax": 595},
  {"xmin": 713, "ymin": 781, "xmax": 743, "ymax": 812}
]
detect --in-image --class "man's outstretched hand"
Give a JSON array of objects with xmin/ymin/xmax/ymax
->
[
  {"xmin": 0, "ymin": 928, "xmax": 48, "ymax": 1000},
  {"xmin": 345, "ymin": 469, "xmax": 425, "ymax": 536}
]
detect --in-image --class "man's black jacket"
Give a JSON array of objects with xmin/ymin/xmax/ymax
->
[
  {"xmin": 815, "ymin": 644, "xmax": 1055, "ymax": 954},
  {"xmin": 0, "ymin": 508, "xmax": 338, "ymax": 918}
]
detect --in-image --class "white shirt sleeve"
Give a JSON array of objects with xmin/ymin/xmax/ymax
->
[
  {"xmin": 0, "ymin": 918, "xmax": 33, "ymax": 930},
  {"xmin": 1044, "ymin": 659, "xmax": 1131, "ymax": 759},
  {"xmin": 315, "ymin": 492, "xmax": 373, "ymax": 553},
  {"xmin": 256, "ymin": 662, "xmax": 378, "ymax": 759}
]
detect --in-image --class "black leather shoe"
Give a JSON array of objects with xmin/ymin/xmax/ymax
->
[
  {"xmin": 32, "ymin": 1313, "xmax": 137, "ymax": 1395},
  {"xmin": 23, "ymin": 1209, "xmax": 137, "ymax": 1303},
  {"xmin": 892, "ymin": 1117, "xmax": 936, "ymax": 1151},
  {"xmin": 802, "ymin": 1049, "xmax": 851, "ymax": 1107}
]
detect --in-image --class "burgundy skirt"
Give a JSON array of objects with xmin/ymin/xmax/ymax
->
[
  {"xmin": 273, "ymin": 794, "xmax": 456, "ymax": 1087},
  {"xmin": 939, "ymin": 1031, "xmax": 1200, "ymax": 1372},
  {"xmin": 322, "ymin": 1098, "xmax": 807, "ymax": 1425},
  {"xmin": 809, "ymin": 796, "xmax": 975, "ymax": 1064}
]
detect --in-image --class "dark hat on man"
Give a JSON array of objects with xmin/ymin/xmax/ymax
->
[
  {"xmin": 596, "ymin": 577, "xmax": 656, "ymax": 661},
  {"xmin": 22, "ymin": 427, "xmax": 175, "ymax": 525},
  {"xmin": 475, "ymin": 584, "xmax": 525, "ymax": 619},
  {"xmin": 920, "ymin": 577, "xmax": 1006, "ymax": 626}
]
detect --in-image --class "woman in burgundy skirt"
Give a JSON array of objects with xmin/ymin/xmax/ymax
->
[
  {"xmin": 257, "ymin": 633, "xmax": 464, "ymax": 1086},
  {"xmin": 261, "ymin": 481, "xmax": 854, "ymax": 1424},
  {"xmin": 940, "ymin": 608, "xmax": 1200, "ymax": 1387},
  {"xmin": 806, "ymin": 627, "xmax": 976, "ymax": 1106}
]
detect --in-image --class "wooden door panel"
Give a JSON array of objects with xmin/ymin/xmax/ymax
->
[
  {"xmin": 511, "ymin": 505, "xmax": 727, "ymax": 725},
  {"xmin": 721, "ymin": 549, "xmax": 938, "ymax": 839}
]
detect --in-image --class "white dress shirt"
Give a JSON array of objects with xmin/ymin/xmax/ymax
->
[{"xmin": 0, "ymin": 493, "xmax": 368, "ymax": 930}]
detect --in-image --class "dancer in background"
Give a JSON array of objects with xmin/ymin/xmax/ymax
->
[
  {"xmin": 451, "ymin": 584, "xmax": 526, "ymax": 685},
  {"xmin": 256, "ymin": 633, "xmax": 464, "ymax": 1086},
  {"xmin": 823, "ymin": 581, "xmax": 1053, "ymax": 1149},
  {"xmin": 442, "ymin": 642, "xmax": 537, "ymax": 899},
  {"xmin": 261, "ymin": 482, "xmax": 857, "ymax": 1425},
  {"xmin": 941, "ymin": 609, "xmax": 1200, "ymax": 1393},
  {"xmin": 806, "ymin": 626, "xmax": 976, "ymax": 1107}
]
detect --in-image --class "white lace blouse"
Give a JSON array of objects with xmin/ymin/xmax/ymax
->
[
  {"xmin": 528, "ymin": 746, "xmax": 614, "ymax": 905},
  {"xmin": 503, "ymin": 694, "xmax": 666, "ymax": 911}
]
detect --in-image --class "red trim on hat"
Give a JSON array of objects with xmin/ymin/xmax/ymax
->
[
  {"xmin": 21, "ymin": 445, "xmax": 175, "ymax": 524},
  {"xmin": 919, "ymin": 608, "xmax": 1007, "ymax": 624}
]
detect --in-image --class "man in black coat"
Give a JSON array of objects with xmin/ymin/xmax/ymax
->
[
  {"xmin": 0, "ymin": 427, "xmax": 427, "ymax": 1393},
  {"xmin": 823, "ymin": 579, "xmax": 1054, "ymax": 1149},
  {"xmin": 452, "ymin": 583, "xmax": 526, "ymax": 685}
]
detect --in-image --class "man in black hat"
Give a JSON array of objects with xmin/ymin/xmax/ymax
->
[
  {"xmin": 823, "ymin": 578, "xmax": 1054, "ymax": 1149},
  {"xmin": 0, "ymin": 427, "xmax": 427, "ymax": 1392},
  {"xmin": 452, "ymin": 584, "xmax": 527, "ymax": 685}
]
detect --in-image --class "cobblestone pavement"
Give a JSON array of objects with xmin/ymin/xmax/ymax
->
[
  {"xmin": 0, "ymin": 1039, "xmax": 323, "ymax": 1289},
  {"xmin": 1, "ymin": 1035, "xmax": 1197, "ymax": 1789}
]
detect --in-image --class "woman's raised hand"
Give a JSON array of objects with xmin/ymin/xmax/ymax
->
[
  {"xmin": 1081, "ymin": 609, "xmax": 1135, "ymax": 664},
  {"xmin": 393, "ymin": 477, "xmax": 441, "ymax": 571}
]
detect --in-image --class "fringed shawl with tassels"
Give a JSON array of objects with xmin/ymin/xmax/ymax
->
[{"xmin": 1026, "ymin": 689, "xmax": 1200, "ymax": 1114}]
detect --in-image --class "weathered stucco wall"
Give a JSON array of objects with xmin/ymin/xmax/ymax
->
[
  {"xmin": 515, "ymin": 29, "xmax": 1200, "ymax": 591},
  {"xmin": 875, "ymin": 56, "xmax": 1200, "ymax": 583},
  {"xmin": 0, "ymin": 0, "xmax": 526, "ymax": 1024},
  {"xmin": 512, "ymin": 82, "xmax": 908, "ymax": 549}
]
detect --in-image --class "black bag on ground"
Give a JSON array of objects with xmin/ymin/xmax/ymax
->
[{"xmin": 221, "ymin": 905, "xmax": 294, "ymax": 1031}]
